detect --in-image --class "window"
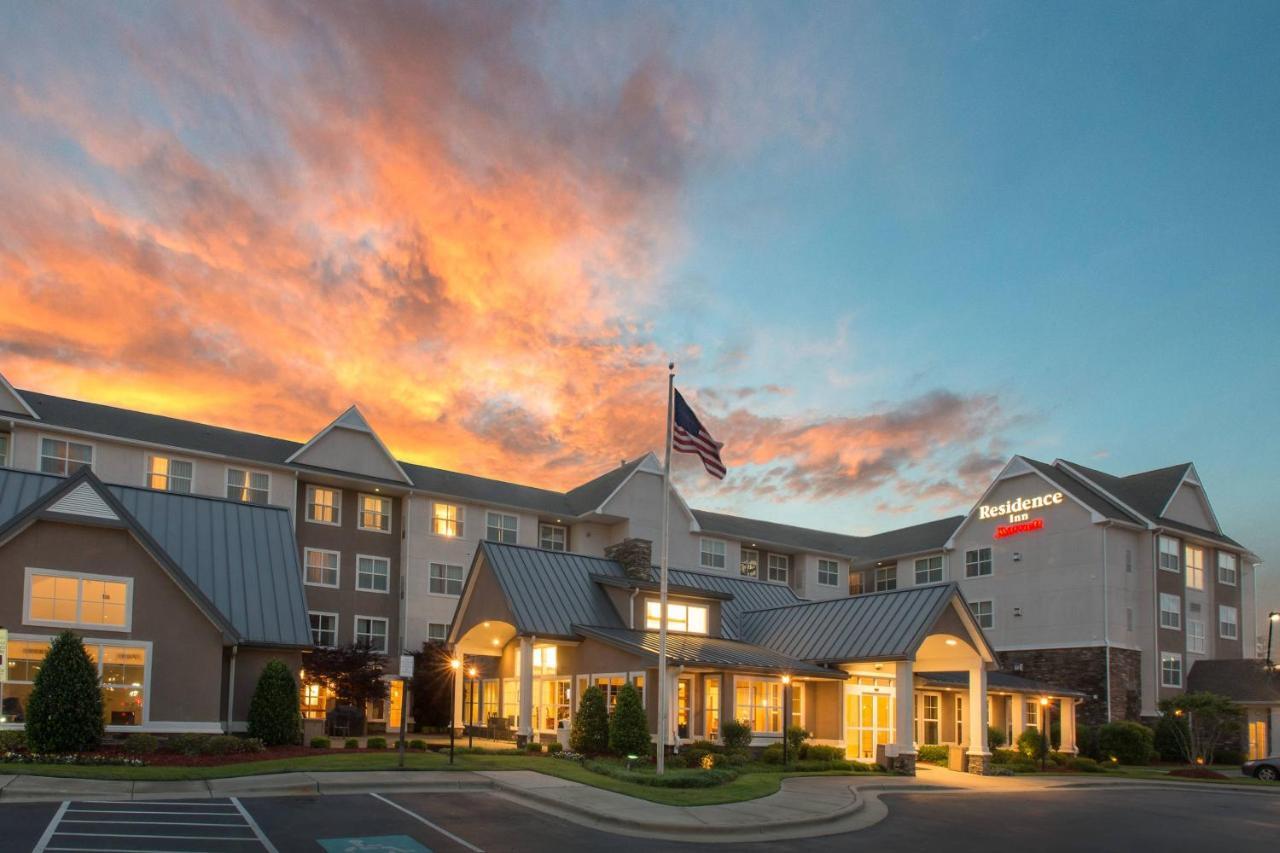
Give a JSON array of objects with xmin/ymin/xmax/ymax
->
[
  {"xmin": 818, "ymin": 558, "xmax": 840, "ymax": 587},
  {"xmin": 954, "ymin": 695, "xmax": 964, "ymax": 741},
  {"xmin": 914, "ymin": 556, "xmax": 943, "ymax": 585},
  {"xmin": 1219, "ymin": 605, "xmax": 1238, "ymax": 640},
  {"xmin": 358, "ymin": 494, "xmax": 391, "ymax": 532},
  {"xmin": 354, "ymin": 616, "xmax": 388, "ymax": 652},
  {"xmin": 970, "ymin": 599, "xmax": 994, "ymax": 629},
  {"xmin": 429, "ymin": 563, "xmax": 464, "ymax": 596},
  {"xmin": 700, "ymin": 538, "xmax": 727, "ymax": 570},
  {"xmin": 734, "ymin": 679, "xmax": 783, "ymax": 734},
  {"xmin": 303, "ymin": 549, "xmax": 339, "ymax": 588},
  {"xmin": 848, "ymin": 571, "xmax": 864, "ymax": 596},
  {"xmin": 1159, "ymin": 593, "xmax": 1182, "ymax": 630},
  {"xmin": 874, "ymin": 566, "xmax": 897, "ymax": 591},
  {"xmin": 592, "ymin": 675, "xmax": 644, "ymax": 713},
  {"xmin": 921, "ymin": 694, "xmax": 940, "ymax": 744},
  {"xmin": 767, "ymin": 554, "xmax": 790, "ymax": 583},
  {"xmin": 426, "ymin": 623, "xmax": 449, "ymax": 643},
  {"xmin": 1187, "ymin": 603, "xmax": 1206, "ymax": 654},
  {"xmin": 356, "ymin": 555, "xmax": 390, "ymax": 593},
  {"xmin": 309, "ymin": 612, "xmax": 337, "ymax": 647},
  {"xmin": 539, "ymin": 523, "xmax": 567, "ymax": 551},
  {"xmin": 705, "ymin": 676, "xmax": 721, "ymax": 740},
  {"xmin": 532, "ymin": 646, "xmax": 557, "ymax": 675},
  {"xmin": 306, "ymin": 486, "xmax": 340, "ymax": 525},
  {"xmin": 1185, "ymin": 546, "xmax": 1204, "ymax": 590},
  {"xmin": 1217, "ymin": 553, "xmax": 1238, "ymax": 586},
  {"xmin": 965, "ymin": 548, "xmax": 992, "ymax": 578},
  {"xmin": 1025, "ymin": 699, "xmax": 1041, "ymax": 730},
  {"xmin": 644, "ymin": 600, "xmax": 708, "ymax": 634},
  {"xmin": 485, "ymin": 511, "xmax": 517, "ymax": 543},
  {"xmin": 146, "ymin": 455, "xmax": 192, "ymax": 493},
  {"xmin": 1161, "ymin": 652, "xmax": 1183, "ymax": 688},
  {"xmin": 4, "ymin": 638, "xmax": 148, "ymax": 727},
  {"xmin": 25, "ymin": 569, "xmax": 131, "ymax": 630},
  {"xmin": 739, "ymin": 548, "xmax": 759, "ymax": 578},
  {"xmin": 227, "ymin": 467, "xmax": 269, "ymax": 504},
  {"xmin": 432, "ymin": 502, "xmax": 463, "ymax": 537},
  {"xmin": 1159, "ymin": 536, "xmax": 1180, "ymax": 573},
  {"xmin": 0, "ymin": 432, "xmax": 8, "ymax": 467},
  {"xmin": 40, "ymin": 437, "xmax": 92, "ymax": 475}
]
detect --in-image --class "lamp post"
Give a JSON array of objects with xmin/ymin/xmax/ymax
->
[
  {"xmin": 781, "ymin": 675, "xmax": 791, "ymax": 766},
  {"xmin": 1039, "ymin": 697, "xmax": 1051, "ymax": 771},
  {"xmin": 449, "ymin": 657, "xmax": 461, "ymax": 765},
  {"xmin": 467, "ymin": 665, "xmax": 478, "ymax": 749},
  {"xmin": 1268, "ymin": 612, "xmax": 1279, "ymax": 670}
]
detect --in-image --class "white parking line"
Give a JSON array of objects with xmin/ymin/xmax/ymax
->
[
  {"xmin": 231, "ymin": 796, "xmax": 281, "ymax": 853},
  {"xmin": 35, "ymin": 797, "xmax": 272, "ymax": 851},
  {"xmin": 32, "ymin": 801, "xmax": 70, "ymax": 853},
  {"xmin": 369, "ymin": 792, "xmax": 485, "ymax": 852}
]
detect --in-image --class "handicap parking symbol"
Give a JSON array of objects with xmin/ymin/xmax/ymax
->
[{"xmin": 318, "ymin": 836, "xmax": 432, "ymax": 853}]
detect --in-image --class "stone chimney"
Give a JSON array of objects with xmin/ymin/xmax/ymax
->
[{"xmin": 605, "ymin": 538, "xmax": 653, "ymax": 581}]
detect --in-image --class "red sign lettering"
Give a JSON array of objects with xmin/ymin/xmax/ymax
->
[{"xmin": 994, "ymin": 518, "xmax": 1044, "ymax": 539}]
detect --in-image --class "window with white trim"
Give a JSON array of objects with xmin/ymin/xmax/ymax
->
[
  {"xmin": 306, "ymin": 486, "xmax": 341, "ymax": 525},
  {"xmin": 40, "ymin": 437, "xmax": 93, "ymax": 476},
  {"xmin": 485, "ymin": 511, "xmax": 517, "ymax": 544},
  {"xmin": 25, "ymin": 569, "xmax": 131, "ymax": 630},
  {"xmin": 817, "ymin": 558, "xmax": 840, "ymax": 587},
  {"xmin": 1219, "ymin": 605, "xmax": 1238, "ymax": 640},
  {"xmin": 849, "ymin": 571, "xmax": 864, "ymax": 595},
  {"xmin": 358, "ymin": 494, "xmax": 392, "ymax": 532},
  {"xmin": 1159, "ymin": 593, "xmax": 1182, "ymax": 630},
  {"xmin": 645, "ymin": 600, "xmax": 708, "ymax": 634},
  {"xmin": 1187, "ymin": 603, "xmax": 1206, "ymax": 654},
  {"xmin": 875, "ymin": 566, "xmax": 897, "ymax": 591},
  {"xmin": 1025, "ymin": 698, "xmax": 1041, "ymax": 730},
  {"xmin": 227, "ymin": 467, "xmax": 269, "ymax": 504},
  {"xmin": 970, "ymin": 599, "xmax": 993, "ymax": 629},
  {"xmin": 539, "ymin": 523, "xmax": 567, "ymax": 551},
  {"xmin": 965, "ymin": 548, "xmax": 992, "ymax": 578},
  {"xmin": 309, "ymin": 612, "xmax": 337, "ymax": 647},
  {"xmin": 914, "ymin": 556, "xmax": 943, "ymax": 585},
  {"xmin": 426, "ymin": 623, "xmax": 449, "ymax": 643},
  {"xmin": 0, "ymin": 433, "xmax": 8, "ymax": 467},
  {"xmin": 303, "ymin": 549, "xmax": 339, "ymax": 588},
  {"xmin": 1159, "ymin": 536, "xmax": 1180, "ymax": 573},
  {"xmin": 739, "ymin": 548, "xmax": 759, "ymax": 578},
  {"xmin": 146, "ymin": 455, "xmax": 192, "ymax": 493},
  {"xmin": 1161, "ymin": 652, "xmax": 1182, "ymax": 687},
  {"xmin": 734, "ymin": 679, "xmax": 783, "ymax": 734},
  {"xmin": 921, "ymin": 694, "xmax": 940, "ymax": 744},
  {"xmin": 1217, "ymin": 553, "xmax": 1237, "ymax": 586},
  {"xmin": 700, "ymin": 538, "xmax": 727, "ymax": 570},
  {"xmin": 0, "ymin": 637, "xmax": 148, "ymax": 727},
  {"xmin": 767, "ymin": 554, "xmax": 790, "ymax": 583},
  {"xmin": 429, "ymin": 563, "xmax": 464, "ymax": 596},
  {"xmin": 354, "ymin": 616, "xmax": 388, "ymax": 652},
  {"xmin": 432, "ymin": 502, "xmax": 463, "ymax": 537},
  {"xmin": 356, "ymin": 555, "xmax": 390, "ymax": 593},
  {"xmin": 1185, "ymin": 545, "xmax": 1204, "ymax": 590}
]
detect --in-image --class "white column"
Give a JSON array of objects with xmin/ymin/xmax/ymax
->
[
  {"xmin": 518, "ymin": 636, "xmax": 534, "ymax": 740},
  {"xmin": 838, "ymin": 680, "xmax": 848, "ymax": 757},
  {"xmin": 1010, "ymin": 693, "xmax": 1026, "ymax": 746},
  {"xmin": 452, "ymin": 663, "xmax": 465, "ymax": 735},
  {"xmin": 968, "ymin": 666, "xmax": 990, "ymax": 757},
  {"xmin": 1059, "ymin": 698, "xmax": 1078, "ymax": 754},
  {"xmin": 892, "ymin": 660, "xmax": 915, "ymax": 757}
]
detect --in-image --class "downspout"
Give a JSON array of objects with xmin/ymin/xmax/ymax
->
[
  {"xmin": 629, "ymin": 587, "xmax": 639, "ymax": 630},
  {"xmin": 401, "ymin": 491, "xmax": 412, "ymax": 654},
  {"xmin": 226, "ymin": 644, "xmax": 238, "ymax": 734},
  {"xmin": 1152, "ymin": 534, "xmax": 1161, "ymax": 715},
  {"xmin": 1102, "ymin": 523, "xmax": 1111, "ymax": 722}
]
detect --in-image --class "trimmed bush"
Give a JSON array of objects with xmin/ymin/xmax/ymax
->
[
  {"xmin": 1016, "ymin": 728, "xmax": 1046, "ymax": 759},
  {"xmin": 684, "ymin": 747, "xmax": 712, "ymax": 768},
  {"xmin": 720, "ymin": 750, "xmax": 749, "ymax": 767},
  {"xmin": 25, "ymin": 631, "xmax": 104, "ymax": 754},
  {"xmin": 721, "ymin": 720, "xmax": 752, "ymax": 751},
  {"xmin": 122, "ymin": 733, "xmax": 160, "ymax": 756},
  {"xmin": 200, "ymin": 735, "xmax": 246, "ymax": 756},
  {"xmin": 991, "ymin": 749, "xmax": 1021, "ymax": 765},
  {"xmin": 165, "ymin": 734, "xmax": 210, "ymax": 756},
  {"xmin": 584, "ymin": 759, "xmax": 738, "ymax": 789},
  {"xmin": 247, "ymin": 660, "xmax": 302, "ymax": 747},
  {"xmin": 664, "ymin": 751, "xmax": 689, "ymax": 768},
  {"xmin": 570, "ymin": 686, "xmax": 609, "ymax": 754},
  {"xmin": 344, "ymin": 738, "xmax": 360, "ymax": 749},
  {"xmin": 1076, "ymin": 724, "xmax": 1102, "ymax": 760},
  {"xmin": 785, "ymin": 725, "xmax": 808, "ymax": 755},
  {"xmin": 917, "ymin": 744, "xmax": 949, "ymax": 764},
  {"xmin": 987, "ymin": 725, "xmax": 1006, "ymax": 750},
  {"xmin": 525, "ymin": 741, "xmax": 544, "ymax": 754},
  {"xmin": 546, "ymin": 741, "xmax": 563, "ymax": 754},
  {"xmin": 688, "ymin": 739, "xmax": 722, "ymax": 753},
  {"xmin": 800, "ymin": 744, "xmax": 843, "ymax": 762},
  {"xmin": 311, "ymin": 737, "xmax": 332, "ymax": 749},
  {"xmin": 760, "ymin": 743, "xmax": 785, "ymax": 764},
  {"xmin": 408, "ymin": 739, "xmax": 427, "ymax": 751},
  {"xmin": 608, "ymin": 682, "xmax": 650, "ymax": 757},
  {"xmin": 1068, "ymin": 756, "xmax": 1102, "ymax": 773},
  {"xmin": 0, "ymin": 731, "xmax": 27, "ymax": 752},
  {"xmin": 1097, "ymin": 721, "xmax": 1154, "ymax": 765},
  {"xmin": 367, "ymin": 737, "xmax": 388, "ymax": 750}
]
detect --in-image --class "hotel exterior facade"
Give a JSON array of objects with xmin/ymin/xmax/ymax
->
[{"xmin": 0, "ymin": 373, "xmax": 1266, "ymax": 760}]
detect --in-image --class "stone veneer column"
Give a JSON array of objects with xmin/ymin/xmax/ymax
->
[
  {"xmin": 518, "ymin": 636, "xmax": 534, "ymax": 743},
  {"xmin": 966, "ymin": 666, "xmax": 991, "ymax": 775},
  {"xmin": 891, "ymin": 660, "xmax": 916, "ymax": 775},
  {"xmin": 1059, "ymin": 698, "xmax": 1078, "ymax": 754}
]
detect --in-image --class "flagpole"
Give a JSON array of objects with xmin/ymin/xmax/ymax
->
[{"xmin": 656, "ymin": 362, "xmax": 674, "ymax": 775}]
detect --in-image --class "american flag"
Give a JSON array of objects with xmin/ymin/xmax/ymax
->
[{"xmin": 672, "ymin": 389, "xmax": 726, "ymax": 479}]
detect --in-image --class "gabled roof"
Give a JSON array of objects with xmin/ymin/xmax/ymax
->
[
  {"xmin": 0, "ymin": 466, "xmax": 311, "ymax": 648},
  {"xmin": 691, "ymin": 509, "xmax": 862, "ymax": 557},
  {"xmin": 477, "ymin": 541, "xmax": 628, "ymax": 638},
  {"xmin": 1187, "ymin": 659, "xmax": 1280, "ymax": 704},
  {"xmin": 1060, "ymin": 460, "xmax": 1190, "ymax": 521},
  {"xmin": 286, "ymin": 405, "xmax": 412, "ymax": 484},
  {"xmin": 572, "ymin": 625, "xmax": 843, "ymax": 679},
  {"xmin": 0, "ymin": 372, "xmax": 37, "ymax": 418},
  {"xmin": 564, "ymin": 457, "xmax": 648, "ymax": 515},
  {"xmin": 851, "ymin": 516, "xmax": 965, "ymax": 566},
  {"xmin": 1021, "ymin": 458, "xmax": 1142, "ymax": 524},
  {"xmin": 661, "ymin": 566, "xmax": 802, "ymax": 640},
  {"xmin": 590, "ymin": 573, "xmax": 734, "ymax": 601}
]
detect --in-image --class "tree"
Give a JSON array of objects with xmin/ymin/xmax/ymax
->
[
  {"xmin": 25, "ymin": 631, "xmax": 104, "ymax": 753},
  {"xmin": 608, "ymin": 682, "xmax": 650, "ymax": 757},
  {"xmin": 247, "ymin": 660, "xmax": 302, "ymax": 746},
  {"xmin": 570, "ymin": 685, "xmax": 608, "ymax": 754},
  {"xmin": 304, "ymin": 644, "xmax": 388, "ymax": 728},
  {"xmin": 1158, "ymin": 692, "xmax": 1244, "ymax": 766}
]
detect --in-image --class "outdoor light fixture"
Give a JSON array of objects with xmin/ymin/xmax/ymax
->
[
  {"xmin": 781, "ymin": 674, "xmax": 792, "ymax": 766},
  {"xmin": 945, "ymin": 638, "xmax": 957, "ymax": 646},
  {"xmin": 1039, "ymin": 697, "xmax": 1051, "ymax": 771},
  {"xmin": 1269, "ymin": 612, "xmax": 1280, "ymax": 670}
]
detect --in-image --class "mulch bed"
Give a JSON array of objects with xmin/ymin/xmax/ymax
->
[{"xmin": 92, "ymin": 746, "xmax": 368, "ymax": 767}]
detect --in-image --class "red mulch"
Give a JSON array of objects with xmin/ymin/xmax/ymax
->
[
  {"xmin": 1168, "ymin": 767, "xmax": 1229, "ymax": 780},
  {"xmin": 93, "ymin": 746, "xmax": 352, "ymax": 767}
]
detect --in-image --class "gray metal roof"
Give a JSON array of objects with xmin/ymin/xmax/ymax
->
[
  {"xmin": 738, "ymin": 583, "xmax": 962, "ymax": 662},
  {"xmin": 691, "ymin": 509, "xmax": 863, "ymax": 556},
  {"xmin": 590, "ymin": 573, "xmax": 734, "ymax": 601},
  {"xmin": 1187, "ymin": 659, "xmax": 1280, "ymax": 703},
  {"xmin": 920, "ymin": 670, "xmax": 1088, "ymax": 698},
  {"xmin": 573, "ymin": 625, "xmax": 844, "ymax": 679},
  {"xmin": 478, "ymin": 541, "xmax": 628, "ymax": 638},
  {"xmin": 0, "ymin": 466, "xmax": 311, "ymax": 648},
  {"xmin": 850, "ymin": 516, "xmax": 965, "ymax": 566},
  {"xmin": 660, "ymin": 567, "xmax": 802, "ymax": 640}
]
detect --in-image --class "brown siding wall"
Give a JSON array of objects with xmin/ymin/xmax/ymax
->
[{"xmin": 229, "ymin": 647, "xmax": 304, "ymax": 725}]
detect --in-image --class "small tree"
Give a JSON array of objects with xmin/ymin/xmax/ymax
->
[
  {"xmin": 25, "ymin": 631, "xmax": 103, "ymax": 753},
  {"xmin": 721, "ymin": 719, "xmax": 753, "ymax": 751},
  {"xmin": 1016, "ymin": 727, "xmax": 1046, "ymax": 759},
  {"xmin": 608, "ymin": 682, "xmax": 650, "ymax": 757},
  {"xmin": 1158, "ymin": 692, "xmax": 1244, "ymax": 766},
  {"xmin": 1097, "ymin": 720, "xmax": 1155, "ymax": 765},
  {"xmin": 571, "ymin": 685, "xmax": 609, "ymax": 754},
  {"xmin": 987, "ymin": 725, "xmax": 1006, "ymax": 750},
  {"xmin": 304, "ymin": 644, "xmax": 388, "ymax": 734},
  {"xmin": 247, "ymin": 660, "xmax": 302, "ymax": 746}
]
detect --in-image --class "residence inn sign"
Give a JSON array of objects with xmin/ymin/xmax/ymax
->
[{"xmin": 978, "ymin": 491, "xmax": 1064, "ymax": 539}]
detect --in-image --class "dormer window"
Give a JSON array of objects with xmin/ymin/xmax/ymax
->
[{"xmin": 645, "ymin": 600, "xmax": 708, "ymax": 634}]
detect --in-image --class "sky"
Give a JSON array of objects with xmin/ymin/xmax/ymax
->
[{"xmin": 1, "ymin": 1, "xmax": 1277, "ymax": 634}]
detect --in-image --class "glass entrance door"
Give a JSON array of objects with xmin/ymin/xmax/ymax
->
[
  {"xmin": 677, "ymin": 678, "xmax": 693, "ymax": 740},
  {"xmin": 845, "ymin": 681, "xmax": 894, "ymax": 760}
]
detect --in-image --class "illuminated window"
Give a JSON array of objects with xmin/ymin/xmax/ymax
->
[
  {"xmin": 485, "ymin": 511, "xmax": 517, "ymax": 544},
  {"xmin": 432, "ymin": 502, "xmax": 463, "ymax": 537},
  {"xmin": 1219, "ymin": 605, "xmax": 1238, "ymax": 640},
  {"xmin": 0, "ymin": 638, "xmax": 148, "ymax": 727},
  {"xmin": 303, "ymin": 549, "xmax": 339, "ymax": 588},
  {"xmin": 965, "ymin": 548, "xmax": 992, "ymax": 578},
  {"xmin": 645, "ymin": 600, "xmax": 708, "ymax": 634},
  {"xmin": 539, "ymin": 523, "xmax": 567, "ymax": 551},
  {"xmin": 705, "ymin": 676, "xmax": 721, "ymax": 739},
  {"xmin": 875, "ymin": 566, "xmax": 897, "ymax": 591},
  {"xmin": 1187, "ymin": 604, "xmax": 1205, "ymax": 654},
  {"xmin": 40, "ymin": 437, "xmax": 93, "ymax": 475},
  {"xmin": 818, "ymin": 559, "xmax": 840, "ymax": 587},
  {"xmin": 1025, "ymin": 699, "xmax": 1041, "ymax": 730},
  {"xmin": 1161, "ymin": 652, "xmax": 1182, "ymax": 688},
  {"xmin": 848, "ymin": 571, "xmax": 864, "ymax": 595},
  {"xmin": 734, "ymin": 679, "xmax": 783, "ymax": 734},
  {"xmin": 739, "ymin": 548, "xmax": 759, "ymax": 578},
  {"xmin": 306, "ymin": 486, "xmax": 340, "ymax": 525},
  {"xmin": 147, "ymin": 455, "xmax": 192, "ymax": 493},
  {"xmin": 354, "ymin": 616, "xmax": 388, "ymax": 652},
  {"xmin": 1159, "ymin": 536, "xmax": 1180, "ymax": 573},
  {"xmin": 1159, "ymin": 593, "xmax": 1182, "ymax": 630},
  {"xmin": 309, "ymin": 612, "xmax": 337, "ymax": 647},
  {"xmin": 767, "ymin": 554, "xmax": 790, "ymax": 583},
  {"xmin": 921, "ymin": 694, "xmax": 940, "ymax": 744},
  {"xmin": 700, "ymin": 539, "xmax": 727, "ymax": 570},
  {"xmin": 1217, "ymin": 553, "xmax": 1237, "ymax": 586},
  {"xmin": 25, "ymin": 569, "xmax": 130, "ymax": 630},
  {"xmin": 1185, "ymin": 546, "xmax": 1204, "ymax": 590},
  {"xmin": 532, "ymin": 646, "xmax": 558, "ymax": 675},
  {"xmin": 914, "ymin": 556, "xmax": 943, "ymax": 585},
  {"xmin": 356, "ymin": 555, "xmax": 390, "ymax": 592},
  {"xmin": 426, "ymin": 623, "xmax": 449, "ymax": 643},
  {"xmin": 359, "ymin": 494, "xmax": 391, "ymax": 532},
  {"xmin": 227, "ymin": 467, "xmax": 269, "ymax": 504},
  {"xmin": 429, "ymin": 563, "xmax": 464, "ymax": 596},
  {"xmin": 970, "ymin": 599, "xmax": 993, "ymax": 629},
  {"xmin": 0, "ymin": 432, "xmax": 8, "ymax": 467}
]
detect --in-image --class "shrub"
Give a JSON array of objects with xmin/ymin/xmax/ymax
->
[
  {"xmin": 1048, "ymin": 750, "xmax": 1069, "ymax": 767},
  {"xmin": 1098, "ymin": 721, "xmax": 1154, "ymax": 766},
  {"xmin": 721, "ymin": 720, "xmax": 752, "ymax": 751},
  {"xmin": 1006, "ymin": 757, "xmax": 1039, "ymax": 773},
  {"xmin": 311, "ymin": 737, "xmax": 332, "ymax": 749},
  {"xmin": 760, "ymin": 743, "xmax": 785, "ymax": 764},
  {"xmin": 122, "ymin": 733, "xmax": 160, "ymax": 756},
  {"xmin": 344, "ymin": 738, "xmax": 360, "ymax": 749},
  {"xmin": 408, "ymin": 739, "xmax": 427, "ymax": 751},
  {"xmin": 165, "ymin": 734, "xmax": 210, "ymax": 756},
  {"xmin": 664, "ymin": 751, "xmax": 689, "ymax": 768},
  {"xmin": 608, "ymin": 683, "xmax": 650, "ymax": 757},
  {"xmin": 800, "ymin": 744, "xmax": 844, "ymax": 762},
  {"xmin": 247, "ymin": 660, "xmax": 302, "ymax": 747},
  {"xmin": 785, "ymin": 726, "xmax": 808, "ymax": 755},
  {"xmin": 987, "ymin": 725, "xmax": 1006, "ymax": 750},
  {"xmin": 583, "ymin": 759, "xmax": 738, "ymax": 788},
  {"xmin": 917, "ymin": 745, "xmax": 949, "ymax": 764},
  {"xmin": 200, "ymin": 735, "xmax": 247, "ymax": 756},
  {"xmin": 525, "ymin": 741, "xmax": 543, "ymax": 754},
  {"xmin": 991, "ymin": 749, "xmax": 1020, "ymax": 765},
  {"xmin": 688, "ymin": 739, "xmax": 722, "ymax": 753},
  {"xmin": 367, "ymin": 737, "xmax": 388, "ymax": 750},
  {"xmin": 0, "ymin": 731, "xmax": 28, "ymax": 752},
  {"xmin": 570, "ymin": 686, "xmax": 609, "ymax": 755},
  {"xmin": 1215, "ymin": 748, "xmax": 1245, "ymax": 766},
  {"xmin": 1076, "ymin": 724, "xmax": 1102, "ymax": 760},
  {"xmin": 684, "ymin": 748, "xmax": 713, "ymax": 768},
  {"xmin": 546, "ymin": 741, "xmax": 563, "ymax": 754},
  {"xmin": 720, "ymin": 750, "xmax": 749, "ymax": 767},
  {"xmin": 988, "ymin": 766, "xmax": 1015, "ymax": 777},
  {"xmin": 1068, "ymin": 756, "xmax": 1102, "ymax": 773},
  {"xmin": 1016, "ymin": 728, "xmax": 1046, "ymax": 759},
  {"xmin": 25, "ymin": 631, "xmax": 104, "ymax": 754}
]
